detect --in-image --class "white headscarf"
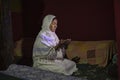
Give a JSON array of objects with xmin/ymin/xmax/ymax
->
[{"xmin": 36, "ymin": 14, "xmax": 59, "ymax": 47}]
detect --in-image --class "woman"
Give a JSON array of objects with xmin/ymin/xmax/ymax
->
[{"xmin": 33, "ymin": 14, "xmax": 78, "ymax": 75}]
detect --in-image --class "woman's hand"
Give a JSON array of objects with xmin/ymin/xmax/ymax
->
[
  {"xmin": 60, "ymin": 39, "xmax": 71, "ymax": 45},
  {"xmin": 55, "ymin": 39, "xmax": 71, "ymax": 50},
  {"xmin": 54, "ymin": 42, "xmax": 61, "ymax": 50},
  {"xmin": 65, "ymin": 39, "xmax": 71, "ymax": 44}
]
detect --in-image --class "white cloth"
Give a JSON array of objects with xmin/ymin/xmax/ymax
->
[{"xmin": 33, "ymin": 14, "xmax": 77, "ymax": 75}]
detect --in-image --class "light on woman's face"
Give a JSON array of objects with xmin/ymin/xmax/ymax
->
[{"xmin": 50, "ymin": 19, "xmax": 57, "ymax": 32}]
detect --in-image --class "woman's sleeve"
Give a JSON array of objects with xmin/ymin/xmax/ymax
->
[
  {"xmin": 40, "ymin": 34, "xmax": 54, "ymax": 47},
  {"xmin": 33, "ymin": 45, "xmax": 57, "ymax": 59},
  {"xmin": 46, "ymin": 47, "xmax": 57, "ymax": 60}
]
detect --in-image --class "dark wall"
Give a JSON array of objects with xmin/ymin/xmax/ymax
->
[
  {"xmin": 43, "ymin": 0, "xmax": 115, "ymax": 41},
  {"xmin": 22, "ymin": 0, "xmax": 44, "ymax": 38},
  {"xmin": 11, "ymin": 0, "xmax": 44, "ymax": 40},
  {"xmin": 12, "ymin": 0, "xmax": 115, "ymax": 41},
  {"xmin": 114, "ymin": 0, "xmax": 120, "ymax": 78},
  {"xmin": 12, "ymin": 13, "xmax": 23, "ymax": 41},
  {"xmin": 11, "ymin": 0, "xmax": 23, "ymax": 41}
]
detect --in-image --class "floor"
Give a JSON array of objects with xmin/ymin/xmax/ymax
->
[{"xmin": 72, "ymin": 63, "xmax": 118, "ymax": 80}]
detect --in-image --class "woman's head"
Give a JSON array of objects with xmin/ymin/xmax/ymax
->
[
  {"xmin": 49, "ymin": 18, "xmax": 57, "ymax": 32},
  {"xmin": 41, "ymin": 14, "xmax": 57, "ymax": 32}
]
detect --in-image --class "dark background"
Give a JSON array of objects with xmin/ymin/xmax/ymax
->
[{"xmin": 12, "ymin": 0, "xmax": 115, "ymax": 41}]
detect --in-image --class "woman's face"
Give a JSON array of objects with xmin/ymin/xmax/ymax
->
[{"xmin": 49, "ymin": 19, "xmax": 57, "ymax": 32}]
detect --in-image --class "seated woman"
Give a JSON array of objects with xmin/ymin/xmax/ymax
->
[{"xmin": 32, "ymin": 14, "xmax": 78, "ymax": 75}]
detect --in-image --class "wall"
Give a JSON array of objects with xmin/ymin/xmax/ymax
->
[
  {"xmin": 22, "ymin": 0, "xmax": 44, "ymax": 38},
  {"xmin": 12, "ymin": 0, "xmax": 115, "ymax": 41},
  {"xmin": 11, "ymin": 0, "xmax": 44, "ymax": 40},
  {"xmin": 11, "ymin": 0, "xmax": 23, "ymax": 41},
  {"xmin": 114, "ymin": 0, "xmax": 120, "ymax": 78},
  {"xmin": 43, "ymin": 0, "xmax": 115, "ymax": 41}
]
